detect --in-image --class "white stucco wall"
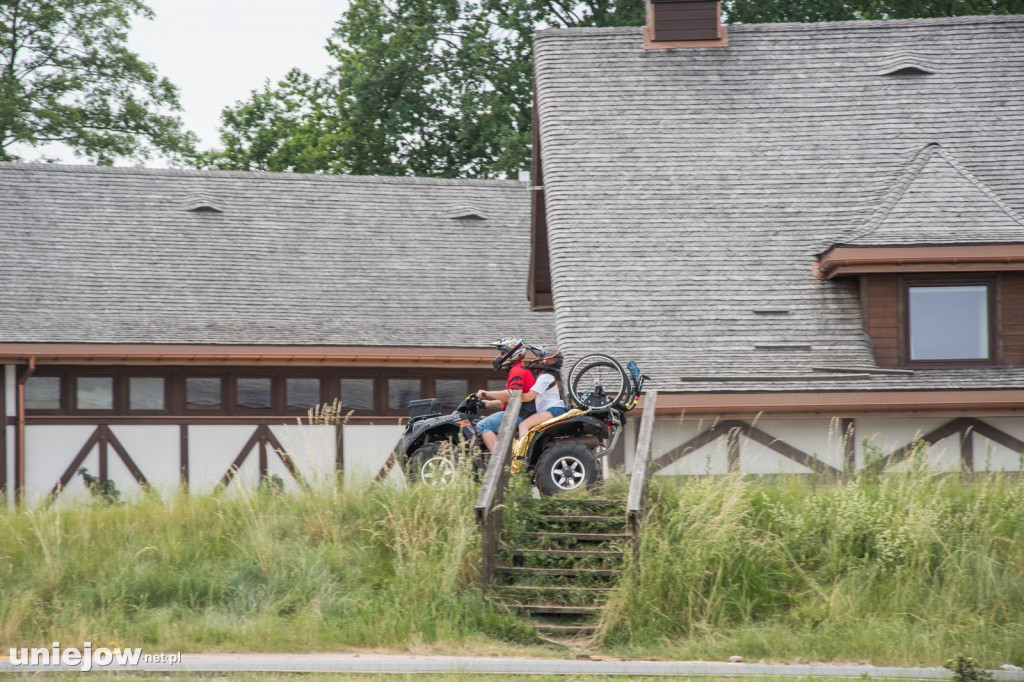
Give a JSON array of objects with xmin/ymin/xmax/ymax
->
[
  {"xmin": 24, "ymin": 425, "xmax": 98, "ymax": 506},
  {"xmin": 971, "ymin": 417, "xmax": 1024, "ymax": 471},
  {"xmin": 342, "ymin": 423, "xmax": 406, "ymax": 487},
  {"xmin": 13, "ymin": 413, "xmax": 1024, "ymax": 505},
  {"xmin": 648, "ymin": 416, "xmax": 1024, "ymax": 477},
  {"xmin": 16, "ymin": 421, "xmax": 408, "ymax": 504}
]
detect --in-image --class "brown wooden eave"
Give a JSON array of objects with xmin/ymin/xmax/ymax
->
[
  {"xmin": 814, "ymin": 244, "xmax": 1024, "ymax": 279},
  {"xmin": 0, "ymin": 343, "xmax": 494, "ymax": 368},
  {"xmin": 528, "ymin": 78, "xmax": 554, "ymax": 312}
]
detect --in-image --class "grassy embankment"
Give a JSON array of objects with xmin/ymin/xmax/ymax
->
[
  {"xmin": 1, "ymin": 459, "xmax": 1023, "ymax": 667},
  {"xmin": 606, "ymin": 469, "xmax": 1024, "ymax": 666},
  {"xmin": 0, "ymin": 469, "xmax": 532, "ymax": 655}
]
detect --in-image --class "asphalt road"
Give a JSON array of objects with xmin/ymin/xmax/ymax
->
[{"xmin": 3, "ymin": 653, "xmax": 1024, "ymax": 678}]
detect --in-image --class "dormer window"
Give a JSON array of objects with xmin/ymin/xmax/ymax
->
[
  {"xmin": 880, "ymin": 64, "xmax": 934, "ymax": 76},
  {"xmin": 183, "ymin": 193, "xmax": 223, "ymax": 213},
  {"xmin": 877, "ymin": 52, "xmax": 937, "ymax": 76},
  {"xmin": 450, "ymin": 207, "xmax": 487, "ymax": 220},
  {"xmin": 905, "ymin": 279, "xmax": 994, "ymax": 364}
]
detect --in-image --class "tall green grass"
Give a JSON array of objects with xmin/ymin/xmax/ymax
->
[
  {"xmin": 604, "ymin": 470, "xmax": 1024, "ymax": 666},
  {"xmin": 3, "ymin": 464, "xmax": 1023, "ymax": 666},
  {"xmin": 0, "ymin": 470, "xmax": 531, "ymax": 653}
]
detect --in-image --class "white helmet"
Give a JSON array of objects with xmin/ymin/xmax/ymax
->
[{"xmin": 490, "ymin": 337, "xmax": 526, "ymax": 371}]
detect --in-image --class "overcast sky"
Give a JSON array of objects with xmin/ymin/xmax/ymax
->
[
  {"xmin": 10, "ymin": 0, "xmax": 348, "ymax": 164},
  {"xmin": 130, "ymin": 0, "xmax": 349, "ymax": 150}
]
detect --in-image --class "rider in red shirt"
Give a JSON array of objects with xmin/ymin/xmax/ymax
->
[{"xmin": 475, "ymin": 337, "xmax": 536, "ymax": 453}]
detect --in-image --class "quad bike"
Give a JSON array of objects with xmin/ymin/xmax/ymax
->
[
  {"xmin": 393, "ymin": 353, "xmax": 648, "ymax": 495},
  {"xmin": 395, "ymin": 393, "xmax": 488, "ymax": 487}
]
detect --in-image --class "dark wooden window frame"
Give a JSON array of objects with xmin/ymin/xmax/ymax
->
[
  {"xmin": 184, "ymin": 373, "xmax": 226, "ymax": 414},
  {"xmin": 73, "ymin": 373, "xmax": 118, "ymax": 414},
  {"xmin": 285, "ymin": 376, "xmax": 325, "ymax": 412},
  {"xmin": 23, "ymin": 372, "xmax": 67, "ymax": 414},
  {"xmin": 234, "ymin": 375, "xmax": 276, "ymax": 414},
  {"xmin": 23, "ymin": 365, "xmax": 500, "ymax": 417},
  {"xmin": 340, "ymin": 375, "xmax": 379, "ymax": 414},
  {"xmin": 126, "ymin": 373, "xmax": 172, "ymax": 415},
  {"xmin": 899, "ymin": 275, "xmax": 1000, "ymax": 367}
]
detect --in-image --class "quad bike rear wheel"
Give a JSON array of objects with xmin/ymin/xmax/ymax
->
[
  {"xmin": 534, "ymin": 441, "xmax": 599, "ymax": 495},
  {"xmin": 405, "ymin": 441, "xmax": 455, "ymax": 488}
]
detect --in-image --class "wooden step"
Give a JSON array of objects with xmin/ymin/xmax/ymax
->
[
  {"xmin": 495, "ymin": 565, "xmax": 619, "ymax": 577},
  {"xmin": 511, "ymin": 604, "xmax": 602, "ymax": 615},
  {"xmin": 535, "ymin": 623, "xmax": 597, "ymax": 636},
  {"xmin": 522, "ymin": 531, "xmax": 631, "ymax": 542},
  {"xmin": 537, "ymin": 514, "xmax": 624, "ymax": 523},
  {"xmin": 496, "ymin": 585, "xmax": 613, "ymax": 594},
  {"xmin": 509, "ymin": 548, "xmax": 624, "ymax": 559},
  {"xmin": 538, "ymin": 499, "xmax": 622, "ymax": 510}
]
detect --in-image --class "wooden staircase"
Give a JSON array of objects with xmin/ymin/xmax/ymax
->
[
  {"xmin": 494, "ymin": 498, "xmax": 629, "ymax": 637},
  {"xmin": 475, "ymin": 389, "xmax": 659, "ymax": 641}
]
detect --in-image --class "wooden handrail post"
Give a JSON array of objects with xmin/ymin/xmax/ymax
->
[
  {"xmin": 626, "ymin": 390, "xmax": 658, "ymax": 567},
  {"xmin": 474, "ymin": 390, "xmax": 522, "ymax": 592}
]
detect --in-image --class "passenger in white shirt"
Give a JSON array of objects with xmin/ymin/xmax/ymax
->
[{"xmin": 517, "ymin": 346, "xmax": 567, "ymax": 439}]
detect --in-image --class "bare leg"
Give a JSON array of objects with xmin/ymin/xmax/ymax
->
[
  {"xmin": 481, "ymin": 430, "xmax": 498, "ymax": 453},
  {"xmin": 518, "ymin": 411, "xmax": 553, "ymax": 438}
]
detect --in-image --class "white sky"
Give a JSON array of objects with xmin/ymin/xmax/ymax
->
[
  {"xmin": 130, "ymin": 0, "xmax": 349, "ymax": 149},
  {"xmin": 11, "ymin": 0, "xmax": 348, "ymax": 163}
]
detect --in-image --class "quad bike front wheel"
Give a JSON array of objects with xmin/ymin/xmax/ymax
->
[
  {"xmin": 405, "ymin": 442, "xmax": 455, "ymax": 488},
  {"xmin": 534, "ymin": 441, "xmax": 599, "ymax": 496}
]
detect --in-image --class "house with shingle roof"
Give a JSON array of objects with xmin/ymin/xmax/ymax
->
[
  {"xmin": 0, "ymin": 163, "xmax": 552, "ymax": 501},
  {"xmin": 529, "ymin": 7, "xmax": 1024, "ymax": 475},
  {"xmin": 4, "ymin": 6, "xmax": 1024, "ymax": 501}
]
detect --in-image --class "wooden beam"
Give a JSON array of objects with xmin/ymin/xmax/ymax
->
[
  {"xmin": 219, "ymin": 426, "xmax": 262, "ymax": 488},
  {"xmin": 48, "ymin": 426, "xmax": 102, "ymax": 498}
]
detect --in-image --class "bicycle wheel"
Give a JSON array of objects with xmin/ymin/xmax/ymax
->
[{"xmin": 568, "ymin": 356, "xmax": 629, "ymax": 410}]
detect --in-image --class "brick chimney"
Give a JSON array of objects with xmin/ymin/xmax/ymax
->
[{"xmin": 644, "ymin": 0, "xmax": 729, "ymax": 49}]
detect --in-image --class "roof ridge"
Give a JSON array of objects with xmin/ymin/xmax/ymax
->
[
  {"xmin": 0, "ymin": 161, "xmax": 527, "ymax": 188},
  {"xmin": 840, "ymin": 144, "xmax": 1024, "ymax": 246},
  {"xmin": 841, "ymin": 143, "xmax": 940, "ymax": 244},
  {"xmin": 534, "ymin": 13, "xmax": 1024, "ymax": 39},
  {"xmin": 932, "ymin": 147, "xmax": 1024, "ymax": 227}
]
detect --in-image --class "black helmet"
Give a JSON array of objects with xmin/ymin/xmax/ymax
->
[
  {"xmin": 526, "ymin": 344, "xmax": 564, "ymax": 374},
  {"xmin": 490, "ymin": 337, "xmax": 526, "ymax": 371}
]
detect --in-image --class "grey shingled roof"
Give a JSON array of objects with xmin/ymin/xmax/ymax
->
[
  {"xmin": 0, "ymin": 163, "xmax": 553, "ymax": 347},
  {"xmin": 534, "ymin": 15, "xmax": 1024, "ymax": 393}
]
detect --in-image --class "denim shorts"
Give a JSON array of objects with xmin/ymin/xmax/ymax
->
[
  {"xmin": 476, "ymin": 410, "xmax": 524, "ymax": 435},
  {"xmin": 547, "ymin": 406, "xmax": 567, "ymax": 418}
]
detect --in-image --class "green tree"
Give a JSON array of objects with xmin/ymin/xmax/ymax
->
[
  {"xmin": 0, "ymin": 0, "xmax": 197, "ymax": 164},
  {"xmin": 202, "ymin": 0, "xmax": 645, "ymax": 178},
  {"xmin": 196, "ymin": 69, "xmax": 340, "ymax": 173}
]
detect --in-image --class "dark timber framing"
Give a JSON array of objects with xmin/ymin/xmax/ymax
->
[
  {"xmin": 647, "ymin": 416, "xmax": 1023, "ymax": 476},
  {"xmin": 1, "ymin": 366, "xmax": 6, "ymax": 498},
  {"xmin": 179, "ymin": 424, "xmax": 189, "ymax": 487},
  {"xmin": 42, "ymin": 421, "xmax": 321, "ymax": 501},
  {"xmin": 16, "ymin": 365, "xmax": 498, "ymax": 418},
  {"xmin": 650, "ymin": 419, "xmax": 844, "ymax": 475},
  {"xmin": 218, "ymin": 424, "xmax": 306, "ymax": 489},
  {"xmin": 48, "ymin": 424, "xmax": 151, "ymax": 500},
  {"xmin": 528, "ymin": 80, "xmax": 553, "ymax": 312}
]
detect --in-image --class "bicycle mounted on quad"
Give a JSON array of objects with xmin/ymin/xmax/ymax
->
[{"xmin": 393, "ymin": 353, "xmax": 648, "ymax": 495}]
